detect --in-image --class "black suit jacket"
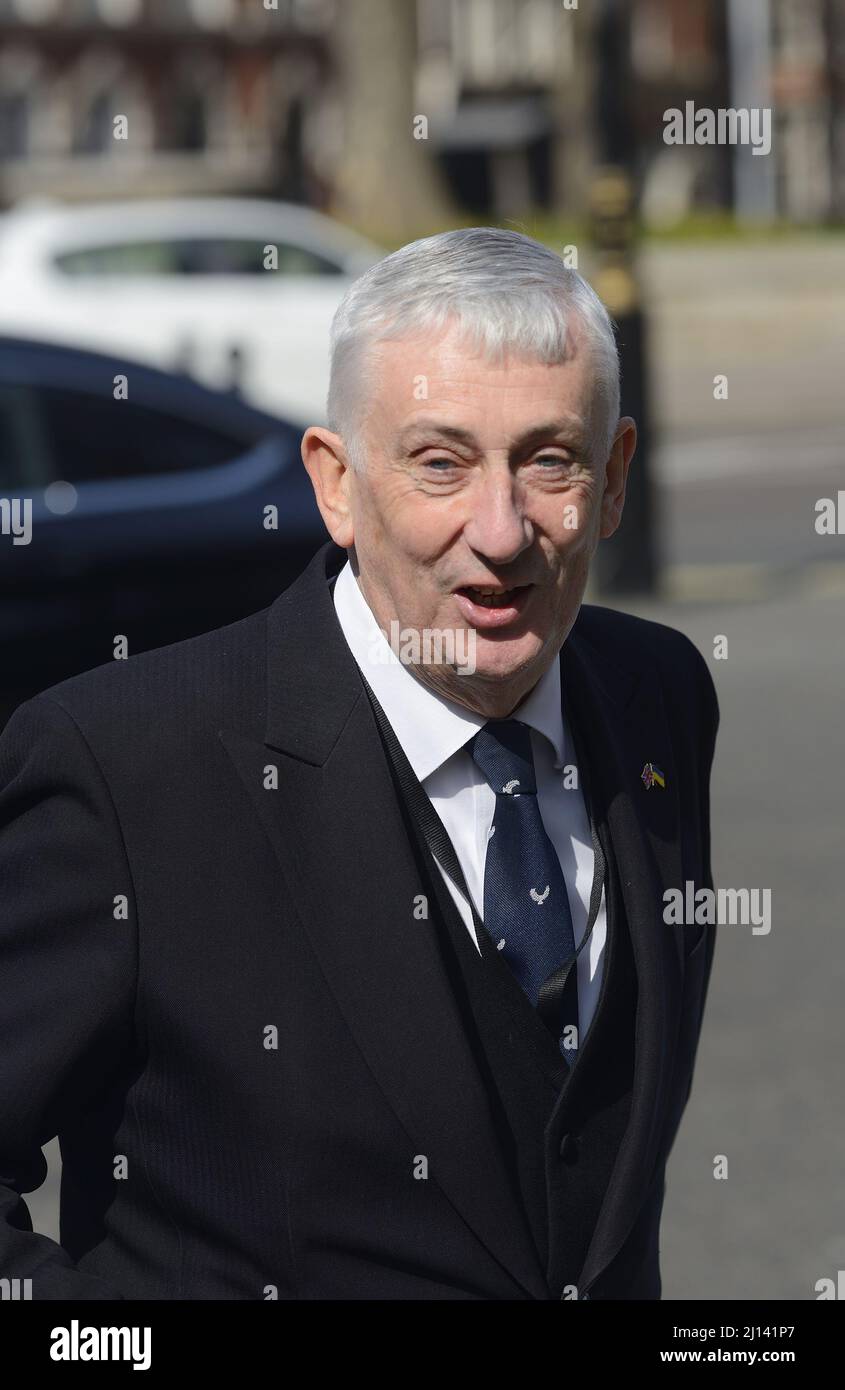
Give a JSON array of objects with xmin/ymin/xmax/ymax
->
[{"xmin": 0, "ymin": 542, "xmax": 718, "ymax": 1300}]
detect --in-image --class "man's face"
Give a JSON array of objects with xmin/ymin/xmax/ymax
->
[{"xmin": 304, "ymin": 319, "xmax": 633, "ymax": 718}]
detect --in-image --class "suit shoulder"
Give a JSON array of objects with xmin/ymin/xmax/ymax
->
[
  {"xmin": 575, "ymin": 603, "xmax": 717, "ymax": 712},
  {"xmin": 27, "ymin": 605, "xmax": 270, "ymax": 741},
  {"xmin": 576, "ymin": 602, "xmax": 700, "ymax": 662}
]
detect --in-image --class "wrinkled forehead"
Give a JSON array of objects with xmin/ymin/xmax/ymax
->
[{"xmin": 362, "ymin": 320, "xmax": 602, "ymax": 444}]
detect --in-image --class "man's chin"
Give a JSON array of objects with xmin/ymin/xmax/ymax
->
[
  {"xmin": 412, "ymin": 639, "xmax": 549, "ymax": 703},
  {"xmin": 468, "ymin": 636, "xmax": 547, "ymax": 683}
]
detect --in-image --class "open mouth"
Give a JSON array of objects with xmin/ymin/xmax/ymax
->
[
  {"xmin": 452, "ymin": 583, "xmax": 535, "ymax": 627},
  {"xmin": 458, "ymin": 585, "xmax": 526, "ymax": 609}
]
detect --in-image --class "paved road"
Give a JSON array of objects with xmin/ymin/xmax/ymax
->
[
  {"xmin": 654, "ymin": 427, "xmax": 845, "ymax": 577},
  {"xmin": 605, "ymin": 238, "xmax": 845, "ymax": 599},
  {"xmin": 640, "ymin": 239, "xmax": 845, "ymax": 439},
  {"xmin": 624, "ymin": 585, "xmax": 845, "ymax": 1301}
]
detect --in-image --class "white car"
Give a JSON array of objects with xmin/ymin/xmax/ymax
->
[{"xmin": 0, "ymin": 198, "xmax": 383, "ymax": 426}]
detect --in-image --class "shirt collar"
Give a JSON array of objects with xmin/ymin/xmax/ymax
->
[{"xmin": 332, "ymin": 560, "xmax": 566, "ymax": 782}]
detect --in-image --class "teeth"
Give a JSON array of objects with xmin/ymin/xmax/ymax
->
[{"xmin": 467, "ymin": 586, "xmax": 513, "ymax": 607}]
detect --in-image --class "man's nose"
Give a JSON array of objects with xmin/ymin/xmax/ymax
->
[{"xmin": 463, "ymin": 476, "xmax": 532, "ymax": 566}]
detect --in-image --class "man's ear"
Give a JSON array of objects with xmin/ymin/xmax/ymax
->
[
  {"xmin": 599, "ymin": 416, "xmax": 637, "ymax": 540},
  {"xmin": 301, "ymin": 426, "xmax": 355, "ymax": 548}
]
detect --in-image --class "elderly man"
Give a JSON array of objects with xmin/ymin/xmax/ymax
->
[{"xmin": 0, "ymin": 228, "xmax": 717, "ymax": 1301}]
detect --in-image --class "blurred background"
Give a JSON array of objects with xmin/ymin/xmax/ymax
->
[{"xmin": 1, "ymin": 0, "xmax": 843, "ymax": 1301}]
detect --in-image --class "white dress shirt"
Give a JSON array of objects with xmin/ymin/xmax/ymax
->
[{"xmin": 332, "ymin": 561, "xmax": 607, "ymax": 1043}]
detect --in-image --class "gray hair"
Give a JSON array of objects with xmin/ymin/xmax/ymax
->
[{"xmin": 326, "ymin": 226, "xmax": 621, "ymax": 471}]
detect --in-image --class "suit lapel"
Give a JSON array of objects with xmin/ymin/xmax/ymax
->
[
  {"xmin": 561, "ymin": 619, "xmax": 686, "ymax": 1293},
  {"xmin": 219, "ymin": 544, "xmax": 548, "ymax": 1300}
]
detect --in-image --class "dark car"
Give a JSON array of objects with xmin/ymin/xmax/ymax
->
[{"xmin": 0, "ymin": 336, "xmax": 332, "ymax": 719}]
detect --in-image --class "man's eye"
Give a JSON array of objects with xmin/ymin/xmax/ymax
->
[
  {"xmin": 534, "ymin": 454, "xmax": 571, "ymax": 468},
  {"xmin": 422, "ymin": 457, "xmax": 457, "ymax": 471}
]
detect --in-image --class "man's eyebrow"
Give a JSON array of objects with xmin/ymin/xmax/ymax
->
[{"xmin": 396, "ymin": 417, "xmax": 586, "ymax": 451}]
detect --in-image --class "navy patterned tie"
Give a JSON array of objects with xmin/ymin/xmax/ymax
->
[{"xmin": 470, "ymin": 719, "xmax": 580, "ymax": 1063}]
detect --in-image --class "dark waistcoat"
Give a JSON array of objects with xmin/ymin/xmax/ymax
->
[{"xmin": 371, "ymin": 705, "xmax": 639, "ymax": 1300}]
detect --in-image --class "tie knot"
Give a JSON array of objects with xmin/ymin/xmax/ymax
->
[{"xmin": 469, "ymin": 719, "xmax": 537, "ymax": 796}]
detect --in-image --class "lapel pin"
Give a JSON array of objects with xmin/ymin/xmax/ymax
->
[{"xmin": 641, "ymin": 761, "xmax": 665, "ymax": 790}]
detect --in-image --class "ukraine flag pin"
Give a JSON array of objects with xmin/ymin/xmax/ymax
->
[{"xmin": 641, "ymin": 762, "xmax": 665, "ymax": 790}]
